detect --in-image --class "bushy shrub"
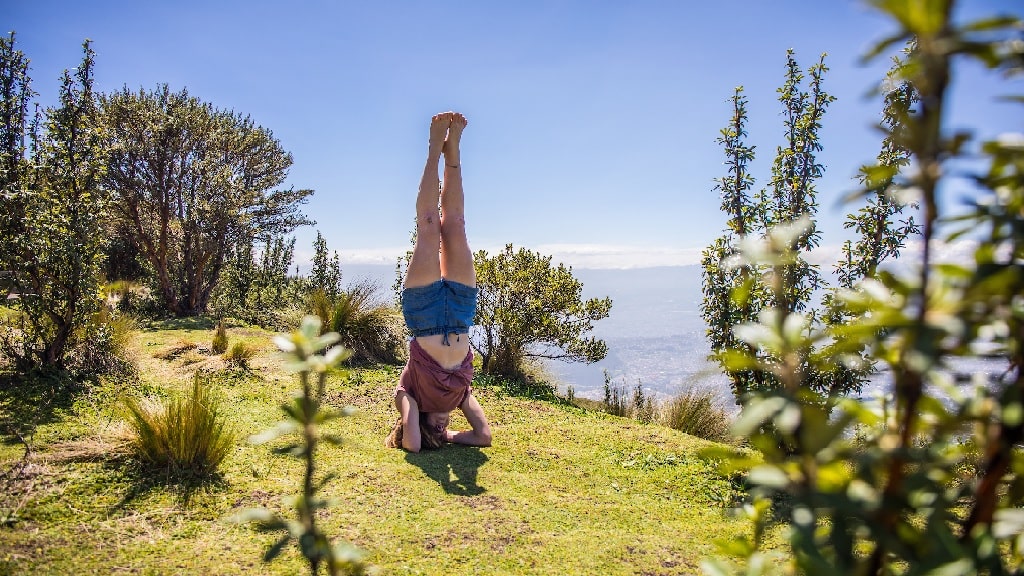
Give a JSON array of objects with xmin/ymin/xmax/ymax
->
[
  {"xmin": 660, "ymin": 387, "xmax": 732, "ymax": 443},
  {"xmin": 211, "ymin": 319, "xmax": 228, "ymax": 354},
  {"xmin": 122, "ymin": 372, "xmax": 235, "ymax": 477},
  {"xmin": 67, "ymin": 305, "xmax": 138, "ymax": 377}
]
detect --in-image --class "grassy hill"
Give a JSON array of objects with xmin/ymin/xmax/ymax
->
[{"xmin": 0, "ymin": 319, "xmax": 758, "ymax": 575}]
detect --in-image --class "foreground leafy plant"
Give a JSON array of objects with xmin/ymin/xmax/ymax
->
[
  {"xmin": 236, "ymin": 316, "xmax": 371, "ymax": 575},
  {"xmin": 703, "ymin": 1, "xmax": 1024, "ymax": 574}
]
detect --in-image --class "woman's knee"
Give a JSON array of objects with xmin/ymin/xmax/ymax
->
[
  {"xmin": 440, "ymin": 214, "xmax": 466, "ymax": 235},
  {"xmin": 477, "ymin": 424, "xmax": 493, "ymax": 447},
  {"xmin": 417, "ymin": 213, "xmax": 442, "ymax": 237}
]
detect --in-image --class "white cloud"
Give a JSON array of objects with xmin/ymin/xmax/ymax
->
[
  {"xmin": 807, "ymin": 237, "xmax": 983, "ymax": 273},
  {"xmin": 533, "ymin": 244, "xmax": 705, "ymax": 269},
  {"xmin": 338, "ymin": 247, "xmax": 410, "ymax": 265},
  {"xmin": 291, "ymin": 246, "xmax": 408, "ymax": 274},
  {"xmin": 292, "ymin": 243, "xmax": 706, "ymax": 271},
  {"xmin": 997, "ymin": 132, "xmax": 1024, "ymax": 149}
]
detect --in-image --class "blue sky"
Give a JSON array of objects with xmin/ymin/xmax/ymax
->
[{"xmin": 7, "ymin": 0, "xmax": 1020, "ymax": 269}]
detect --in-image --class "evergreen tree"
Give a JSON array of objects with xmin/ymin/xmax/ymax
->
[
  {"xmin": 0, "ymin": 32, "xmax": 33, "ymax": 284},
  {"xmin": 212, "ymin": 233, "xmax": 296, "ymax": 323},
  {"xmin": 701, "ymin": 51, "xmax": 841, "ymax": 403},
  {"xmin": 834, "ymin": 48, "xmax": 920, "ymax": 289},
  {"xmin": 255, "ymin": 234, "xmax": 295, "ymax": 309},
  {"xmin": 310, "ymin": 231, "xmax": 342, "ymax": 300},
  {"xmin": 761, "ymin": 51, "xmax": 833, "ymax": 316},
  {"xmin": 700, "ymin": 87, "xmax": 773, "ymax": 398}
]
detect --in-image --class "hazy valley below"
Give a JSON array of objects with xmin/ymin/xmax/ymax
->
[{"xmin": 345, "ymin": 262, "xmax": 1010, "ymax": 405}]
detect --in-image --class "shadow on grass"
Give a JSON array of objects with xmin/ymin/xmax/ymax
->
[
  {"xmin": 109, "ymin": 461, "xmax": 229, "ymax": 510},
  {"xmin": 473, "ymin": 372, "xmax": 570, "ymax": 405},
  {"xmin": 405, "ymin": 445, "xmax": 489, "ymax": 496},
  {"xmin": 0, "ymin": 368, "xmax": 87, "ymax": 446},
  {"xmin": 143, "ymin": 316, "xmax": 216, "ymax": 331}
]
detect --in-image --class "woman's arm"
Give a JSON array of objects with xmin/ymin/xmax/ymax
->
[
  {"xmin": 449, "ymin": 393, "xmax": 492, "ymax": 447},
  {"xmin": 395, "ymin": 390, "xmax": 422, "ymax": 452}
]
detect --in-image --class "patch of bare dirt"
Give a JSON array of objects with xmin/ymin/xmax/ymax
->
[{"xmin": 462, "ymin": 494, "xmax": 503, "ymax": 512}]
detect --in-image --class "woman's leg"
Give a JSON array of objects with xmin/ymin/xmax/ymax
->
[
  {"xmin": 439, "ymin": 113, "xmax": 475, "ymax": 287},
  {"xmin": 404, "ymin": 112, "xmax": 450, "ymax": 289},
  {"xmin": 394, "ymin": 390, "xmax": 422, "ymax": 452},
  {"xmin": 448, "ymin": 394, "xmax": 492, "ymax": 447}
]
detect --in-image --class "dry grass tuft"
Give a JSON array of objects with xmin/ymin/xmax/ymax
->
[
  {"xmin": 222, "ymin": 341, "xmax": 256, "ymax": 368},
  {"xmin": 660, "ymin": 386, "xmax": 734, "ymax": 443},
  {"xmin": 122, "ymin": 372, "xmax": 236, "ymax": 477}
]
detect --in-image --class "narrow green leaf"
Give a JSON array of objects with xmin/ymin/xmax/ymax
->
[
  {"xmin": 699, "ymin": 558, "xmax": 735, "ymax": 576},
  {"xmin": 249, "ymin": 421, "xmax": 298, "ymax": 445},
  {"xmin": 993, "ymin": 508, "xmax": 1024, "ymax": 539}
]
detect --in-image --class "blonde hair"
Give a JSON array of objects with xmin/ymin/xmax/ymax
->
[{"xmin": 384, "ymin": 415, "xmax": 446, "ymax": 450}]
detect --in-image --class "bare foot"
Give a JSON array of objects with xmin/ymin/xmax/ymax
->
[
  {"xmin": 429, "ymin": 112, "xmax": 451, "ymax": 156},
  {"xmin": 443, "ymin": 112, "xmax": 467, "ymax": 166}
]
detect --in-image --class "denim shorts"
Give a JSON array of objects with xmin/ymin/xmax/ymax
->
[{"xmin": 402, "ymin": 278, "xmax": 478, "ymax": 342}]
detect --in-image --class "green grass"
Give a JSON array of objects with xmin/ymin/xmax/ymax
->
[{"xmin": 0, "ymin": 320, "xmax": 767, "ymax": 575}]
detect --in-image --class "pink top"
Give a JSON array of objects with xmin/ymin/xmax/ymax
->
[{"xmin": 397, "ymin": 339, "xmax": 473, "ymax": 413}]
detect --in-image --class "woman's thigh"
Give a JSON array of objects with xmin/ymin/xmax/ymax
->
[{"xmin": 405, "ymin": 224, "xmax": 442, "ymax": 289}]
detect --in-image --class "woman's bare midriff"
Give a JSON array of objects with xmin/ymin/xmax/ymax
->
[{"xmin": 415, "ymin": 333, "xmax": 471, "ymax": 370}]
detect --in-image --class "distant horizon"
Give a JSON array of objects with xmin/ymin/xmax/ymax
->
[{"xmin": 299, "ymin": 236, "xmax": 984, "ymax": 273}]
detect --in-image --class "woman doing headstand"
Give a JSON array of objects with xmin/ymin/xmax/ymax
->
[{"xmin": 385, "ymin": 111, "xmax": 492, "ymax": 453}]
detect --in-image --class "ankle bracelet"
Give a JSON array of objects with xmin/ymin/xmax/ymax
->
[{"xmin": 446, "ymin": 163, "xmax": 460, "ymax": 168}]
